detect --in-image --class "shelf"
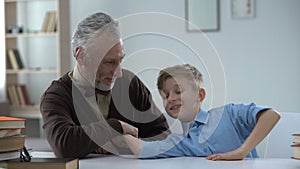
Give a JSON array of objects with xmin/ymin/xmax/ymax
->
[
  {"xmin": 6, "ymin": 32, "xmax": 57, "ymax": 38},
  {"xmin": 6, "ymin": 68, "xmax": 57, "ymax": 74},
  {"xmin": 5, "ymin": 0, "xmax": 54, "ymax": 3},
  {"xmin": 4, "ymin": 0, "xmax": 70, "ymax": 138}
]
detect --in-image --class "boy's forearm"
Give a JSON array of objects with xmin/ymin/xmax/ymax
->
[
  {"xmin": 240, "ymin": 109, "xmax": 280, "ymax": 156},
  {"xmin": 123, "ymin": 135, "xmax": 143, "ymax": 156}
]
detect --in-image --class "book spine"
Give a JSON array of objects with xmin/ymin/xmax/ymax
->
[
  {"xmin": 13, "ymin": 49, "xmax": 24, "ymax": 69},
  {"xmin": 7, "ymin": 49, "xmax": 19, "ymax": 70},
  {"xmin": 20, "ymin": 85, "xmax": 31, "ymax": 105}
]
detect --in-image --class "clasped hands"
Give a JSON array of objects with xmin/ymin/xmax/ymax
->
[{"xmin": 99, "ymin": 120, "xmax": 138, "ymax": 155}]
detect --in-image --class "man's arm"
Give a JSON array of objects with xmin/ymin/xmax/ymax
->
[
  {"xmin": 112, "ymin": 69, "xmax": 171, "ymax": 140},
  {"xmin": 128, "ymin": 71, "xmax": 171, "ymax": 140},
  {"xmin": 40, "ymin": 79, "xmax": 124, "ymax": 158},
  {"xmin": 206, "ymin": 109, "xmax": 280, "ymax": 160}
]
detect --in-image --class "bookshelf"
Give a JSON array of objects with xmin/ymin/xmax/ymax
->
[{"xmin": 4, "ymin": 0, "xmax": 71, "ymax": 137}]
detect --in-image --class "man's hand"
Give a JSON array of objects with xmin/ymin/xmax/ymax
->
[
  {"xmin": 119, "ymin": 120, "xmax": 138, "ymax": 138},
  {"xmin": 101, "ymin": 141, "xmax": 119, "ymax": 155}
]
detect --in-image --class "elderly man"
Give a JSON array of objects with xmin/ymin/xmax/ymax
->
[{"xmin": 40, "ymin": 12, "xmax": 170, "ymax": 158}]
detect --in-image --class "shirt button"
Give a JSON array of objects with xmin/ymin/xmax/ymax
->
[{"xmin": 203, "ymin": 148, "xmax": 208, "ymax": 153}]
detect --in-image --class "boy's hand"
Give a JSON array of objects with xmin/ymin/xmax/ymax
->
[
  {"xmin": 123, "ymin": 134, "xmax": 143, "ymax": 155},
  {"xmin": 205, "ymin": 148, "xmax": 245, "ymax": 161}
]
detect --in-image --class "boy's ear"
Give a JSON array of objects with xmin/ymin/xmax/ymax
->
[{"xmin": 197, "ymin": 88, "xmax": 206, "ymax": 102}]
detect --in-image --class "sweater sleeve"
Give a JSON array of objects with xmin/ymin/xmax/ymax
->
[
  {"xmin": 128, "ymin": 71, "xmax": 171, "ymax": 140},
  {"xmin": 40, "ymin": 75, "xmax": 123, "ymax": 158}
]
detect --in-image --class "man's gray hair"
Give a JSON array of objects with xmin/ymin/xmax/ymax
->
[{"xmin": 71, "ymin": 12, "xmax": 119, "ymax": 57}]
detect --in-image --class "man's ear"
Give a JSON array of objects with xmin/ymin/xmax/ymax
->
[
  {"xmin": 197, "ymin": 88, "xmax": 206, "ymax": 102},
  {"xmin": 75, "ymin": 47, "xmax": 85, "ymax": 65}
]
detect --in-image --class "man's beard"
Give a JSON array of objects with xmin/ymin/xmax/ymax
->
[{"xmin": 95, "ymin": 77, "xmax": 117, "ymax": 91}]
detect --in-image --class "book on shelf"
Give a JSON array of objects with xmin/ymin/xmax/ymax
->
[
  {"xmin": 7, "ymin": 85, "xmax": 20, "ymax": 106},
  {"xmin": 0, "ymin": 135, "xmax": 25, "ymax": 153},
  {"xmin": 13, "ymin": 49, "xmax": 24, "ymax": 69},
  {"xmin": 6, "ymin": 48, "xmax": 24, "ymax": 70},
  {"xmin": 7, "ymin": 49, "xmax": 19, "ymax": 70},
  {"xmin": 41, "ymin": 12, "xmax": 50, "ymax": 32},
  {"xmin": 6, "ymin": 53, "xmax": 12, "ymax": 69},
  {"xmin": 20, "ymin": 84, "xmax": 31, "ymax": 106},
  {"xmin": 0, "ymin": 116, "xmax": 26, "ymax": 129},
  {"xmin": 7, "ymin": 84, "xmax": 31, "ymax": 106},
  {"xmin": 1, "ymin": 158, "xmax": 79, "ymax": 169},
  {"xmin": 291, "ymin": 133, "xmax": 300, "ymax": 160},
  {"xmin": 41, "ymin": 11, "xmax": 57, "ymax": 33}
]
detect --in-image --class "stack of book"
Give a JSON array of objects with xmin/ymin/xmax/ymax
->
[
  {"xmin": 291, "ymin": 133, "xmax": 300, "ymax": 160},
  {"xmin": 1, "ymin": 157, "xmax": 79, "ymax": 169},
  {"xmin": 0, "ymin": 116, "xmax": 26, "ymax": 161},
  {"xmin": 0, "ymin": 117, "xmax": 78, "ymax": 169}
]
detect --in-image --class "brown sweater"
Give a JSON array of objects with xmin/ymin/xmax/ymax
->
[{"xmin": 40, "ymin": 69, "xmax": 170, "ymax": 158}]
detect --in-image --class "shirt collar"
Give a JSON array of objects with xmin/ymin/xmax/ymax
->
[
  {"xmin": 194, "ymin": 109, "xmax": 209, "ymax": 125},
  {"xmin": 71, "ymin": 64, "xmax": 93, "ymax": 88}
]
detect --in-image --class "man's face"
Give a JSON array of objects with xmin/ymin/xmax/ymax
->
[
  {"xmin": 160, "ymin": 76, "xmax": 200, "ymax": 122},
  {"xmin": 95, "ymin": 40, "xmax": 124, "ymax": 90},
  {"xmin": 82, "ymin": 39, "xmax": 125, "ymax": 91}
]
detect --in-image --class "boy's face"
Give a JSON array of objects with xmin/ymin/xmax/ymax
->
[{"xmin": 160, "ymin": 76, "xmax": 201, "ymax": 122}]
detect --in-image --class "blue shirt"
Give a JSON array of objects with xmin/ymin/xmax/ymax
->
[{"xmin": 139, "ymin": 103, "xmax": 269, "ymax": 158}]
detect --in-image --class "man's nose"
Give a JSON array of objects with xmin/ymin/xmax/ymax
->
[{"xmin": 114, "ymin": 62, "xmax": 122, "ymax": 77}]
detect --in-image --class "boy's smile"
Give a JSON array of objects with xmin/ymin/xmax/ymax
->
[{"xmin": 160, "ymin": 76, "xmax": 201, "ymax": 122}]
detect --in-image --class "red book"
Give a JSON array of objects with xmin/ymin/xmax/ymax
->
[
  {"xmin": 0, "ymin": 116, "xmax": 26, "ymax": 129},
  {"xmin": 20, "ymin": 84, "xmax": 31, "ymax": 105}
]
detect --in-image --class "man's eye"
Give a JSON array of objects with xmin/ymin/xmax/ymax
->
[
  {"xmin": 176, "ymin": 90, "xmax": 182, "ymax": 94},
  {"xmin": 105, "ymin": 61, "xmax": 114, "ymax": 65}
]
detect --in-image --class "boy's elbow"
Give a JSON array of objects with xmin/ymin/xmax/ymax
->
[
  {"xmin": 272, "ymin": 109, "xmax": 281, "ymax": 121},
  {"xmin": 266, "ymin": 109, "xmax": 281, "ymax": 124}
]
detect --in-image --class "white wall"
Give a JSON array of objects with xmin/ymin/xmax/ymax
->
[
  {"xmin": 70, "ymin": 0, "xmax": 300, "ymax": 113},
  {"xmin": 0, "ymin": 2, "xmax": 6, "ymax": 102}
]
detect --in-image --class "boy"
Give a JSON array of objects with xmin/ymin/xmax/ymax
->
[{"xmin": 120, "ymin": 64, "xmax": 280, "ymax": 160}]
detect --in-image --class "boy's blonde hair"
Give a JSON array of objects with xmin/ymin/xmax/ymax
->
[{"xmin": 157, "ymin": 64, "xmax": 203, "ymax": 90}]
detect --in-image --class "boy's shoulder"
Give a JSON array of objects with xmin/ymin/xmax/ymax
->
[
  {"xmin": 208, "ymin": 102, "xmax": 261, "ymax": 115},
  {"xmin": 208, "ymin": 105, "xmax": 226, "ymax": 114},
  {"xmin": 210, "ymin": 102, "xmax": 259, "ymax": 110}
]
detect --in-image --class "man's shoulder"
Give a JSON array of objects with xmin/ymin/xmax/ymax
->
[
  {"xmin": 117, "ymin": 69, "xmax": 141, "ymax": 83},
  {"xmin": 44, "ymin": 72, "xmax": 72, "ymax": 94},
  {"xmin": 121, "ymin": 69, "xmax": 136, "ymax": 77}
]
